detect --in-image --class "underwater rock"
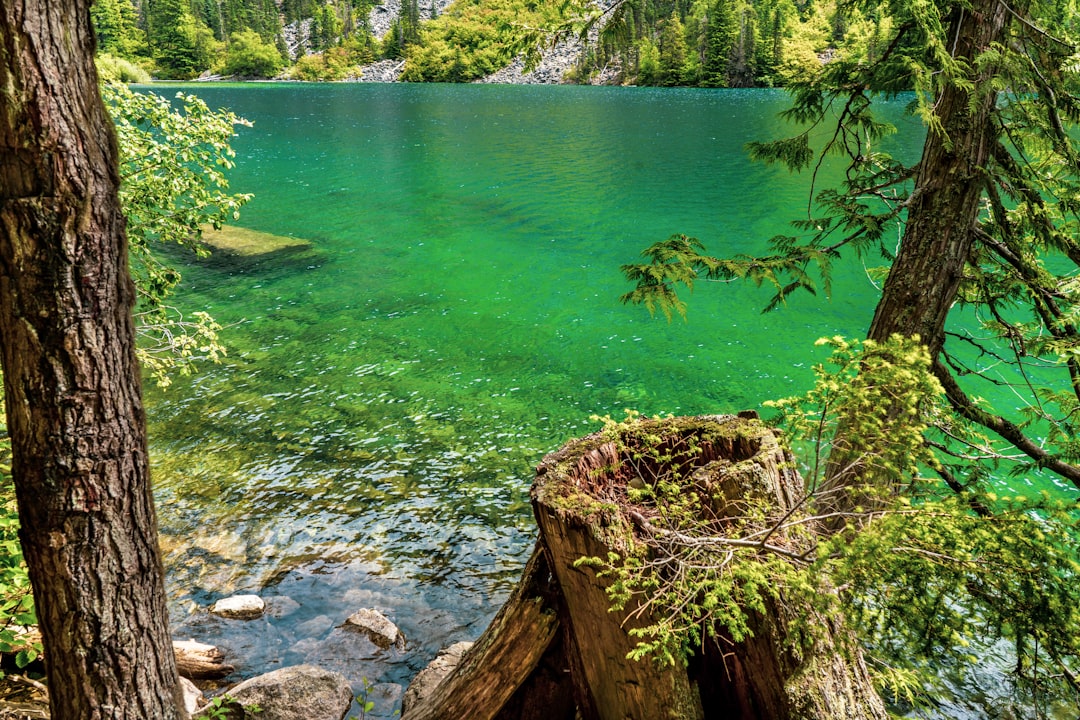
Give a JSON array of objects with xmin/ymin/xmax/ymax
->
[
  {"xmin": 265, "ymin": 595, "xmax": 301, "ymax": 619},
  {"xmin": 343, "ymin": 608, "xmax": 405, "ymax": 650}
]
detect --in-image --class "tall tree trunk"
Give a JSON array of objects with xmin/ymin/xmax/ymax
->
[
  {"xmin": 866, "ymin": 0, "xmax": 1010, "ymax": 353},
  {"xmin": 0, "ymin": 2, "xmax": 183, "ymax": 718},
  {"xmin": 823, "ymin": 0, "xmax": 1011, "ymax": 501}
]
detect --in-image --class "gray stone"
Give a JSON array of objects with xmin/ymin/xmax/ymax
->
[
  {"xmin": 295, "ymin": 614, "xmax": 335, "ymax": 638},
  {"xmin": 227, "ymin": 665, "xmax": 353, "ymax": 720},
  {"xmin": 343, "ymin": 608, "xmax": 405, "ymax": 650},
  {"xmin": 265, "ymin": 595, "xmax": 301, "ymax": 619},
  {"xmin": 401, "ymin": 641, "xmax": 473, "ymax": 714},
  {"xmin": 300, "ymin": 627, "xmax": 382, "ymax": 687},
  {"xmin": 210, "ymin": 594, "xmax": 265, "ymax": 620}
]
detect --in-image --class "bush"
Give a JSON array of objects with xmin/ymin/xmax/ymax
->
[
  {"xmin": 289, "ymin": 47, "xmax": 358, "ymax": 81},
  {"xmin": 95, "ymin": 53, "xmax": 152, "ymax": 84},
  {"xmin": 399, "ymin": 0, "xmax": 563, "ymax": 82},
  {"xmin": 222, "ymin": 29, "xmax": 285, "ymax": 78}
]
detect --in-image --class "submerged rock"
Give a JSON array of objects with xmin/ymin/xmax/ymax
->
[
  {"xmin": 343, "ymin": 608, "xmax": 405, "ymax": 650},
  {"xmin": 210, "ymin": 595, "xmax": 266, "ymax": 620},
  {"xmin": 225, "ymin": 665, "xmax": 353, "ymax": 720}
]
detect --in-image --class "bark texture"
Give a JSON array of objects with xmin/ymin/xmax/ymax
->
[
  {"xmin": 404, "ymin": 415, "xmax": 887, "ymax": 720},
  {"xmin": 0, "ymin": 2, "xmax": 183, "ymax": 718},
  {"xmin": 821, "ymin": 0, "xmax": 1010, "ymax": 502},
  {"xmin": 866, "ymin": 0, "xmax": 1010, "ymax": 354}
]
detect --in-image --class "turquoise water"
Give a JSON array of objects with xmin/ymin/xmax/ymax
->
[{"xmin": 145, "ymin": 84, "xmax": 927, "ymax": 708}]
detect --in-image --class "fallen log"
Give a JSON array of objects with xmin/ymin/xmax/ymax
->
[
  {"xmin": 173, "ymin": 639, "xmax": 234, "ymax": 680},
  {"xmin": 403, "ymin": 414, "xmax": 888, "ymax": 720}
]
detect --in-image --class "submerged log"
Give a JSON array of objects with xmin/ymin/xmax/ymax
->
[{"xmin": 403, "ymin": 414, "xmax": 887, "ymax": 720}]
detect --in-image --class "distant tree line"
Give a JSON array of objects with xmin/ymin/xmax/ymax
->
[{"xmin": 90, "ymin": 0, "xmax": 895, "ymax": 85}]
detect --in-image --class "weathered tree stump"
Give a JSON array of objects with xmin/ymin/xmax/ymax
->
[{"xmin": 403, "ymin": 414, "xmax": 887, "ymax": 720}]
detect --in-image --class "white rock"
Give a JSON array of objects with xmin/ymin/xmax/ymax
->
[
  {"xmin": 343, "ymin": 608, "xmax": 405, "ymax": 650},
  {"xmin": 210, "ymin": 594, "xmax": 265, "ymax": 620}
]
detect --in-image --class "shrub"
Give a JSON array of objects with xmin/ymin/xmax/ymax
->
[
  {"xmin": 222, "ymin": 29, "xmax": 285, "ymax": 78},
  {"xmin": 95, "ymin": 53, "xmax": 152, "ymax": 84}
]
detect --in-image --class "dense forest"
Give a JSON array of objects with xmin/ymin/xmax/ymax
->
[{"xmin": 93, "ymin": 0, "xmax": 882, "ymax": 85}]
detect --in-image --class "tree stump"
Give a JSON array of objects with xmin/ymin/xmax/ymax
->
[{"xmin": 403, "ymin": 414, "xmax": 887, "ymax": 720}]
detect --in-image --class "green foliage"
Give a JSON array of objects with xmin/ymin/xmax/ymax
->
[
  {"xmin": 656, "ymin": 11, "xmax": 691, "ymax": 85},
  {"xmin": 198, "ymin": 695, "xmax": 261, "ymax": 719},
  {"xmin": 701, "ymin": 0, "xmax": 738, "ymax": 86},
  {"xmin": 400, "ymin": 0, "xmax": 565, "ymax": 82},
  {"xmin": 349, "ymin": 677, "xmax": 379, "ymax": 719},
  {"xmin": 148, "ymin": 0, "xmax": 220, "ymax": 79},
  {"xmin": 90, "ymin": 0, "xmax": 146, "ymax": 57},
  {"xmin": 764, "ymin": 335, "xmax": 943, "ymax": 493},
  {"xmin": 764, "ymin": 336, "xmax": 1080, "ymax": 706},
  {"xmin": 223, "ymin": 28, "xmax": 286, "ymax": 77},
  {"xmin": 0, "ymin": 465, "xmax": 38, "ymax": 672},
  {"xmin": 290, "ymin": 45, "xmax": 364, "ymax": 80},
  {"xmin": 95, "ymin": 53, "xmax": 152, "ymax": 84},
  {"xmin": 576, "ymin": 411, "xmax": 820, "ymax": 666},
  {"xmin": 102, "ymin": 83, "xmax": 251, "ymax": 385}
]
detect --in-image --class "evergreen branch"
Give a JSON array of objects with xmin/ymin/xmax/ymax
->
[
  {"xmin": 977, "ymin": 228, "xmax": 1080, "ymax": 403},
  {"xmin": 627, "ymin": 510, "xmax": 811, "ymax": 564},
  {"xmin": 932, "ymin": 359, "xmax": 1080, "ymax": 487},
  {"xmin": 997, "ymin": 0, "xmax": 1077, "ymax": 51}
]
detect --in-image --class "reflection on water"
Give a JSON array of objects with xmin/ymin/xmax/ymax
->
[{"xmin": 142, "ymin": 84, "xmax": 1022, "ymax": 716}]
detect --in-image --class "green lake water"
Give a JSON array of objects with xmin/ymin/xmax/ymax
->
[{"xmin": 142, "ymin": 83, "xmax": 1005, "ymax": 714}]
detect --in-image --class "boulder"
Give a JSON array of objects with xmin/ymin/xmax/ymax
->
[
  {"xmin": 400, "ymin": 641, "xmax": 473, "ymax": 714},
  {"xmin": 210, "ymin": 595, "xmax": 265, "ymax": 620},
  {"xmin": 342, "ymin": 608, "xmax": 405, "ymax": 650},
  {"xmin": 226, "ymin": 665, "xmax": 353, "ymax": 720}
]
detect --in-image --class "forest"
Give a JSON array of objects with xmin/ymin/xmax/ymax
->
[
  {"xmin": 96, "ymin": 0, "xmax": 888, "ymax": 85},
  {"xmin": 3, "ymin": 0, "xmax": 1080, "ymax": 716}
]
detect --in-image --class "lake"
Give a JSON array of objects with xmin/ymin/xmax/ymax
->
[{"xmin": 145, "ymin": 83, "xmax": 935, "ymax": 714}]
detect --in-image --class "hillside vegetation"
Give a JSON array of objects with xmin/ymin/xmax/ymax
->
[{"xmin": 95, "ymin": 0, "xmax": 884, "ymax": 85}]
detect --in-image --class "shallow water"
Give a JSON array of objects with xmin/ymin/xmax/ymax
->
[{"xmin": 142, "ymin": 83, "xmax": 1027, "ymax": 716}]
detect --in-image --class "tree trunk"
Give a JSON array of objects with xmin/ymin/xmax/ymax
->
[
  {"xmin": 821, "ymin": 0, "xmax": 1011, "ymax": 502},
  {"xmin": 866, "ymin": 0, "xmax": 1010, "ymax": 354},
  {"xmin": 0, "ymin": 2, "xmax": 184, "ymax": 718},
  {"xmin": 404, "ymin": 415, "xmax": 887, "ymax": 720}
]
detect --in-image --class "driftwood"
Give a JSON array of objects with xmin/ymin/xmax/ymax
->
[
  {"xmin": 403, "ymin": 414, "xmax": 888, "ymax": 720},
  {"xmin": 173, "ymin": 640, "xmax": 234, "ymax": 680}
]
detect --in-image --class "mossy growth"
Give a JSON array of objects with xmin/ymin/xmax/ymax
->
[{"xmin": 198, "ymin": 224, "xmax": 312, "ymax": 258}]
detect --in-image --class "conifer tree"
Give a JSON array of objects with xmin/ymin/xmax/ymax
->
[
  {"xmin": 622, "ymin": 0, "xmax": 1080, "ymax": 697},
  {"xmin": 701, "ymin": 0, "xmax": 736, "ymax": 86},
  {"xmin": 658, "ymin": 10, "xmax": 689, "ymax": 85},
  {"xmin": 90, "ymin": 0, "xmax": 143, "ymax": 56},
  {"xmin": 146, "ymin": 0, "xmax": 215, "ymax": 78}
]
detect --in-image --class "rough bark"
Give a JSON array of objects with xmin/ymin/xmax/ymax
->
[
  {"xmin": 401, "ymin": 544, "xmax": 569, "ymax": 720},
  {"xmin": 404, "ymin": 415, "xmax": 887, "ymax": 720},
  {"xmin": 819, "ymin": 0, "xmax": 1012, "ymax": 504},
  {"xmin": 866, "ymin": 0, "xmax": 1010, "ymax": 354},
  {"xmin": 0, "ymin": 2, "xmax": 183, "ymax": 718}
]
